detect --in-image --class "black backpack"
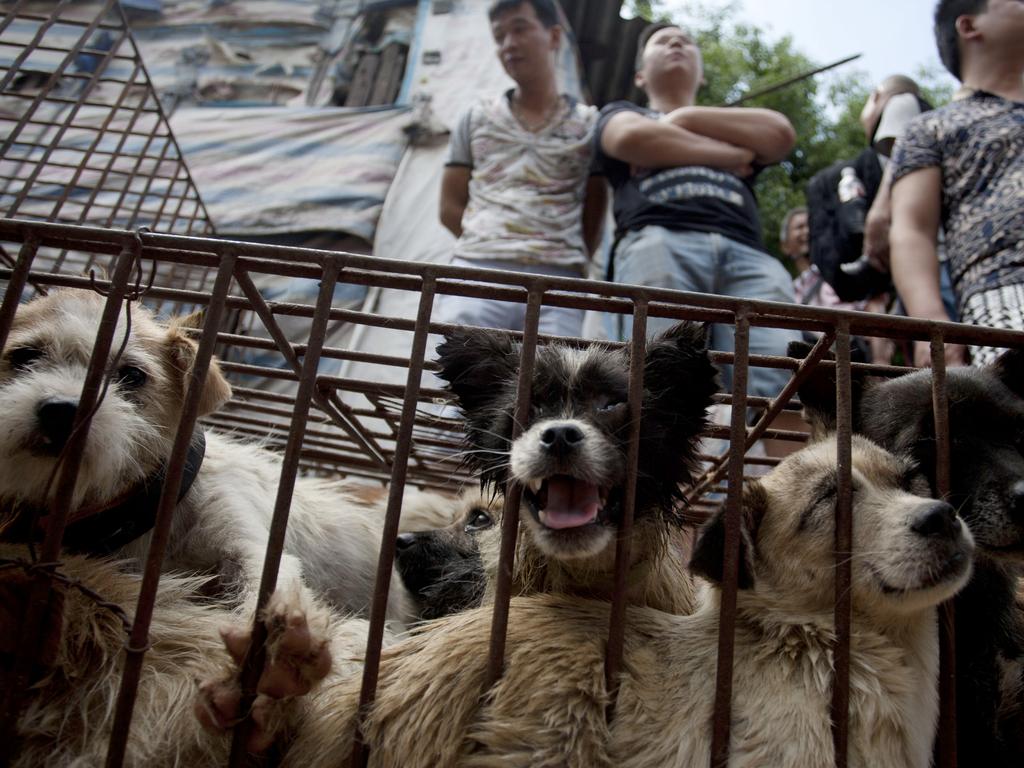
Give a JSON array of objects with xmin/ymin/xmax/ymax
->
[{"xmin": 805, "ymin": 148, "xmax": 890, "ymax": 302}]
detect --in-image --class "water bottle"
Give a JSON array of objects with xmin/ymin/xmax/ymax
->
[
  {"xmin": 837, "ymin": 166, "xmax": 867, "ymax": 203},
  {"xmin": 837, "ymin": 166, "xmax": 867, "ymax": 236}
]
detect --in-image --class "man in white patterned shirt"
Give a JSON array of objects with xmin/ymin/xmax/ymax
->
[{"xmin": 435, "ymin": 0, "xmax": 606, "ymax": 337}]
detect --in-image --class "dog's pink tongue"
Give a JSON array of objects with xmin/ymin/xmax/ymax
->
[{"xmin": 539, "ymin": 476, "xmax": 601, "ymax": 530}]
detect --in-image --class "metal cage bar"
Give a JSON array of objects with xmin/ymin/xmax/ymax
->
[
  {"xmin": 830, "ymin": 321, "xmax": 854, "ymax": 766},
  {"xmin": 485, "ymin": 287, "xmax": 545, "ymax": 687},
  {"xmin": 604, "ymin": 298, "xmax": 648, "ymax": 713},
  {"xmin": 104, "ymin": 246, "xmax": 238, "ymax": 767},
  {"xmin": 227, "ymin": 258, "xmax": 342, "ymax": 764},
  {"xmin": 0, "ymin": 234, "xmax": 139, "ymax": 763},
  {"xmin": 0, "ymin": 220, "xmax": 1022, "ymax": 768},
  {"xmin": 710, "ymin": 305, "xmax": 751, "ymax": 767},
  {"xmin": 351, "ymin": 273, "xmax": 438, "ymax": 767}
]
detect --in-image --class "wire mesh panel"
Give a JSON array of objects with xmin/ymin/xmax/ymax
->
[
  {"xmin": 1, "ymin": 1, "xmax": 215, "ymax": 310},
  {"xmin": 0, "ymin": 220, "xmax": 1022, "ymax": 768}
]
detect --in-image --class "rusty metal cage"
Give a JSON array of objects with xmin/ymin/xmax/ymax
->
[
  {"xmin": 2, "ymin": 219, "xmax": 1023, "ymax": 767},
  {"xmin": 1, "ymin": 0, "xmax": 216, "ymax": 307}
]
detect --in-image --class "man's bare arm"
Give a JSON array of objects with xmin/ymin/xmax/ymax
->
[
  {"xmin": 864, "ymin": 162, "xmax": 894, "ymax": 271},
  {"xmin": 659, "ymin": 106, "xmax": 796, "ymax": 165},
  {"xmin": 439, "ymin": 166, "xmax": 471, "ymax": 238},
  {"xmin": 600, "ymin": 111, "xmax": 754, "ymax": 173},
  {"xmin": 581, "ymin": 176, "xmax": 608, "ymax": 258},
  {"xmin": 890, "ymin": 166, "xmax": 966, "ymax": 366}
]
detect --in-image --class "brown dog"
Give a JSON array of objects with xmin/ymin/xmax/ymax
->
[{"xmin": 282, "ymin": 436, "xmax": 973, "ymax": 768}]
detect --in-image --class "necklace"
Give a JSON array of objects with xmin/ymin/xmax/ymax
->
[{"xmin": 510, "ymin": 91, "xmax": 563, "ymax": 133}]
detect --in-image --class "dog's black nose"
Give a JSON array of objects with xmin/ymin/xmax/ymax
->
[
  {"xmin": 396, "ymin": 532, "xmax": 419, "ymax": 551},
  {"xmin": 540, "ymin": 424, "xmax": 584, "ymax": 456},
  {"xmin": 35, "ymin": 397, "xmax": 79, "ymax": 453},
  {"xmin": 911, "ymin": 501, "xmax": 961, "ymax": 539}
]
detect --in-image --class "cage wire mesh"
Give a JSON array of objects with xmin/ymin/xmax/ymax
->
[
  {"xmin": 2, "ymin": 5, "xmax": 1024, "ymax": 768},
  {"xmin": 1, "ymin": 0, "xmax": 215, "ymax": 311}
]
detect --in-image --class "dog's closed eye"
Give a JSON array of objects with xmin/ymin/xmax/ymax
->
[
  {"xmin": 797, "ymin": 471, "xmax": 838, "ymax": 531},
  {"xmin": 896, "ymin": 462, "xmax": 929, "ymax": 496},
  {"xmin": 6, "ymin": 346, "xmax": 44, "ymax": 371}
]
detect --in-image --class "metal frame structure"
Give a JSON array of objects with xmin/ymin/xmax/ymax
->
[
  {"xmin": 1, "ymin": 0, "xmax": 215, "ymax": 307},
  {"xmin": 2, "ymin": 219, "xmax": 1022, "ymax": 767}
]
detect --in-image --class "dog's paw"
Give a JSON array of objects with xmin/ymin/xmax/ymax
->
[
  {"xmin": 194, "ymin": 587, "xmax": 331, "ymax": 753},
  {"xmin": 217, "ymin": 585, "xmax": 332, "ymax": 699},
  {"xmin": 257, "ymin": 585, "xmax": 333, "ymax": 698},
  {"xmin": 194, "ymin": 677, "xmax": 283, "ymax": 754}
]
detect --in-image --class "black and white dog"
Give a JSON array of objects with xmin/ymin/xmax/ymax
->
[
  {"xmin": 433, "ymin": 322, "xmax": 719, "ymax": 612},
  {"xmin": 791, "ymin": 341, "xmax": 1024, "ymax": 765},
  {"xmin": 395, "ymin": 494, "xmax": 496, "ymax": 620}
]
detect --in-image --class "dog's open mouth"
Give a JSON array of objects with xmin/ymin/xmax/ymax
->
[{"xmin": 525, "ymin": 475, "xmax": 609, "ymax": 530}]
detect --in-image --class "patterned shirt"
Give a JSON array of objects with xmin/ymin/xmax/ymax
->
[
  {"xmin": 891, "ymin": 91, "xmax": 1024, "ymax": 307},
  {"xmin": 446, "ymin": 91, "xmax": 598, "ymax": 269},
  {"xmin": 793, "ymin": 265, "xmax": 864, "ymax": 311}
]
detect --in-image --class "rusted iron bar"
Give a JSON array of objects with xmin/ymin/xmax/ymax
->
[
  {"xmin": 350, "ymin": 275, "xmax": 438, "ymax": 767},
  {"xmin": 0, "ymin": 0, "xmax": 41, "ymax": 38},
  {"xmin": 831, "ymin": 322, "xmax": 854, "ymax": 767},
  {"xmin": 710, "ymin": 305, "xmax": 751, "ymax": 768},
  {"xmin": 0, "ymin": 236, "xmax": 38, "ymax": 350},
  {"xmin": 322, "ymin": 390, "xmax": 392, "ymax": 469},
  {"xmin": 485, "ymin": 288, "xmax": 544, "ymax": 687},
  {"xmin": 0, "ymin": 236, "xmax": 137, "ymax": 767},
  {"xmin": 230, "ymin": 269, "xmax": 391, "ymax": 469},
  {"xmin": 605, "ymin": 300, "xmax": 648, "ymax": 715},
  {"xmin": 686, "ymin": 330, "xmax": 835, "ymax": 504},
  {"xmin": 4, "ymin": 222, "xmax": 1024, "ymax": 352},
  {"xmin": 227, "ymin": 259, "xmax": 341, "ymax": 766},
  {"xmin": 930, "ymin": 332, "xmax": 956, "ymax": 768},
  {"xmin": 112, "ymin": 12, "xmax": 216, "ymax": 228},
  {"xmin": 5, "ymin": 27, "xmax": 132, "ymax": 215},
  {"xmin": 43, "ymin": 62, "xmax": 146, "ymax": 222},
  {"xmin": 104, "ymin": 249, "xmax": 238, "ymax": 768},
  {"xmin": 0, "ymin": 0, "xmax": 83, "ymax": 94}
]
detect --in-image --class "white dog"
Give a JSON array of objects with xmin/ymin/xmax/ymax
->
[
  {"xmin": 281, "ymin": 435, "xmax": 974, "ymax": 768},
  {"xmin": 0, "ymin": 289, "xmax": 415, "ymax": 633}
]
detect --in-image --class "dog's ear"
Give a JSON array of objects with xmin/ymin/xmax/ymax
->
[
  {"xmin": 989, "ymin": 347, "xmax": 1024, "ymax": 401},
  {"xmin": 435, "ymin": 328, "xmax": 519, "ymax": 415},
  {"xmin": 636, "ymin": 322, "xmax": 719, "ymax": 505},
  {"xmin": 165, "ymin": 322, "xmax": 232, "ymax": 417},
  {"xmin": 787, "ymin": 339, "xmax": 867, "ymax": 441},
  {"xmin": 689, "ymin": 482, "xmax": 767, "ymax": 589},
  {"xmin": 640, "ymin": 320, "xmax": 719, "ymax": 463},
  {"xmin": 174, "ymin": 308, "xmax": 206, "ymax": 331}
]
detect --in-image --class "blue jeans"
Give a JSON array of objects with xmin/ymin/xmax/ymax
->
[
  {"xmin": 433, "ymin": 256, "xmax": 584, "ymax": 338},
  {"xmin": 614, "ymin": 227, "xmax": 801, "ymax": 399}
]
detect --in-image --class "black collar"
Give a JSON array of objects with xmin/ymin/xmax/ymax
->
[{"xmin": 5, "ymin": 426, "xmax": 206, "ymax": 557}]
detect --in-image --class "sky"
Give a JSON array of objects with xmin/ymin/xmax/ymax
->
[{"xmin": 657, "ymin": 0, "xmax": 958, "ymax": 92}]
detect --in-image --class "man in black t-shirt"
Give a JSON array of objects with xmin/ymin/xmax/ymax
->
[{"xmin": 594, "ymin": 22, "xmax": 799, "ymax": 399}]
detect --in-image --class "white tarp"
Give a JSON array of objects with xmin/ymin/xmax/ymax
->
[{"xmin": 170, "ymin": 104, "xmax": 411, "ymax": 239}]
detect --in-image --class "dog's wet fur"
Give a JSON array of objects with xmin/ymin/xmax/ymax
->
[
  {"xmin": 434, "ymin": 322, "xmax": 718, "ymax": 611},
  {"xmin": 282, "ymin": 436, "xmax": 974, "ymax": 768},
  {"xmin": 792, "ymin": 341, "xmax": 1024, "ymax": 764},
  {"xmin": 0, "ymin": 289, "xmax": 416, "ymax": 635}
]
